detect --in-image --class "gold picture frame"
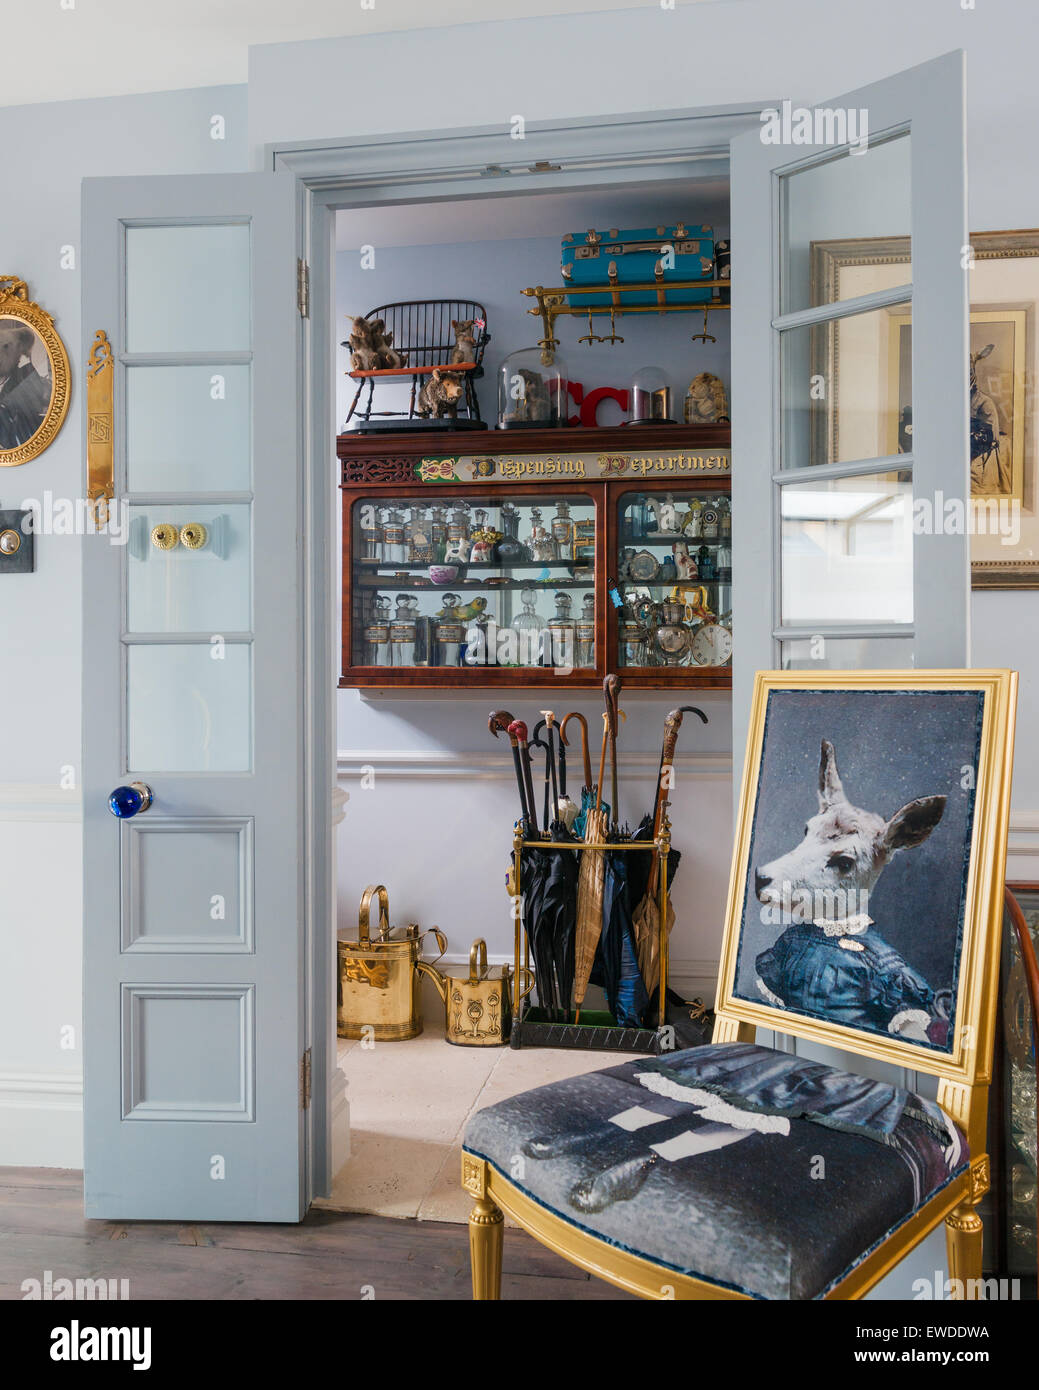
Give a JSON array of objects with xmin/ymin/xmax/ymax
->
[
  {"xmin": 716, "ymin": 669, "xmax": 1017, "ymax": 1088},
  {"xmin": 0, "ymin": 275, "xmax": 71, "ymax": 467},
  {"xmin": 810, "ymin": 230, "xmax": 1039, "ymax": 588}
]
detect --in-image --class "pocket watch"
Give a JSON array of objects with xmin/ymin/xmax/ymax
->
[
  {"xmin": 690, "ymin": 613, "xmax": 733, "ymax": 667},
  {"xmin": 627, "ymin": 548, "xmax": 660, "ymax": 582}
]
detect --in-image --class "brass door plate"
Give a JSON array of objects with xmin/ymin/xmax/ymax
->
[{"xmin": 0, "ymin": 510, "xmax": 33, "ymax": 573}]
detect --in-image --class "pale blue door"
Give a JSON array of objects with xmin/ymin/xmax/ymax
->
[
  {"xmin": 731, "ymin": 52, "xmax": 971, "ymax": 750},
  {"xmin": 81, "ymin": 173, "xmax": 306, "ymax": 1220}
]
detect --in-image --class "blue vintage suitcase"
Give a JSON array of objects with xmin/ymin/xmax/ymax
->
[{"xmin": 561, "ymin": 224, "xmax": 716, "ymax": 307}]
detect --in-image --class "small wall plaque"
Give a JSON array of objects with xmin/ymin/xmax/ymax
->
[{"xmin": 0, "ymin": 508, "xmax": 34, "ymax": 573}]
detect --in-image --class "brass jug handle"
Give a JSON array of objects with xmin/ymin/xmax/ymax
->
[
  {"xmin": 424, "ymin": 926, "xmax": 448, "ymax": 964},
  {"xmin": 358, "ymin": 884, "xmax": 390, "ymax": 944},
  {"xmin": 516, "ymin": 966, "xmax": 536, "ymax": 1001},
  {"xmin": 468, "ymin": 937, "xmax": 488, "ymax": 983}
]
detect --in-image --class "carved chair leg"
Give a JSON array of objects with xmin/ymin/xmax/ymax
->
[
  {"xmin": 945, "ymin": 1199, "xmax": 984, "ymax": 1298},
  {"xmin": 469, "ymin": 1195, "xmax": 504, "ymax": 1300}
]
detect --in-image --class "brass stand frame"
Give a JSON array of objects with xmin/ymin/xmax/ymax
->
[
  {"xmin": 521, "ymin": 280, "xmax": 730, "ymax": 354},
  {"xmin": 509, "ymin": 809, "xmax": 672, "ymax": 1032}
]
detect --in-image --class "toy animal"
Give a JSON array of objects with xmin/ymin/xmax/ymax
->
[
  {"xmin": 346, "ymin": 315, "xmax": 380, "ymax": 372},
  {"xmin": 684, "ymin": 372, "xmax": 729, "ymax": 425},
  {"xmin": 454, "ymin": 596, "xmax": 489, "ymax": 624},
  {"xmin": 503, "ymin": 368, "xmax": 550, "ymax": 423},
  {"xmin": 450, "ymin": 318, "xmax": 478, "ymax": 365},
  {"xmin": 417, "ymin": 368, "xmax": 466, "ymax": 419},
  {"xmin": 443, "ymin": 536, "xmax": 471, "ymax": 564}
]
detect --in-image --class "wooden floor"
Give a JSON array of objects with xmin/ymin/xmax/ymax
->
[{"xmin": 0, "ymin": 1167, "xmax": 632, "ymax": 1301}]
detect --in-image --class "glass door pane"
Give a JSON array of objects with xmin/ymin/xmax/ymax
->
[
  {"xmin": 123, "ymin": 222, "xmax": 254, "ymax": 770},
  {"xmin": 349, "ymin": 492, "xmax": 597, "ymax": 674},
  {"xmin": 615, "ymin": 489, "xmax": 732, "ymax": 671}
]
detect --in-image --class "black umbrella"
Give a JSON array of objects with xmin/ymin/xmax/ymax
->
[{"xmin": 542, "ymin": 712, "xmax": 580, "ymax": 1019}]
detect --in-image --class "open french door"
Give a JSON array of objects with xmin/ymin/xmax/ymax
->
[
  {"xmin": 81, "ymin": 173, "xmax": 309, "ymax": 1220},
  {"xmin": 730, "ymin": 51, "xmax": 970, "ymax": 752}
]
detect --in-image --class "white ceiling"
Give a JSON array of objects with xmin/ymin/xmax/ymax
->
[
  {"xmin": 335, "ymin": 178, "xmax": 730, "ymax": 250},
  {"xmin": 0, "ymin": 0, "xmax": 746, "ymax": 109}
]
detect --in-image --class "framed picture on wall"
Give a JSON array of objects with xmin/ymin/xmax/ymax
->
[{"xmin": 809, "ymin": 230, "xmax": 1039, "ymax": 588}]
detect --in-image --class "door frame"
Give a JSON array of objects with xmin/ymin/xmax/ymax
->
[{"xmin": 270, "ymin": 103, "xmax": 776, "ymax": 1200}]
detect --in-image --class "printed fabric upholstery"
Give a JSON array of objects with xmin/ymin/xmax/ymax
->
[{"xmin": 463, "ymin": 1042, "xmax": 968, "ymax": 1300}]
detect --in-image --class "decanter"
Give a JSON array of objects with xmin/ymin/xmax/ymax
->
[
  {"xmin": 510, "ymin": 586, "xmax": 547, "ymax": 666},
  {"xmin": 527, "ymin": 507, "xmax": 558, "ymax": 563}
]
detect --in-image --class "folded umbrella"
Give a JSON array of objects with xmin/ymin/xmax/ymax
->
[
  {"xmin": 632, "ymin": 706, "xmax": 707, "ymax": 999},
  {"xmin": 571, "ymin": 706, "xmax": 611, "ymax": 1020}
]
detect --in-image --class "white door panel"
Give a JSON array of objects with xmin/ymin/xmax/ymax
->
[{"xmin": 82, "ymin": 172, "xmax": 304, "ymax": 1220}]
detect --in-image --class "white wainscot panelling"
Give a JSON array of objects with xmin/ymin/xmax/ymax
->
[
  {"xmin": 0, "ymin": 790, "xmax": 84, "ymax": 1167},
  {"xmin": 335, "ymin": 748, "xmax": 733, "ymax": 1001}
]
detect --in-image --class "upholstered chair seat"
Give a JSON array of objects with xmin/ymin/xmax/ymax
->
[{"xmin": 463, "ymin": 1042, "xmax": 968, "ymax": 1300}]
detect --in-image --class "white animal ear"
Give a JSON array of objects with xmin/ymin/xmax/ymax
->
[
  {"xmin": 817, "ymin": 739, "xmax": 845, "ymax": 810},
  {"xmin": 883, "ymin": 795, "xmax": 946, "ymax": 853}
]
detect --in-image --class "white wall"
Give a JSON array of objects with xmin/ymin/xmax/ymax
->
[{"xmin": 0, "ymin": 83, "xmax": 247, "ymax": 1166}]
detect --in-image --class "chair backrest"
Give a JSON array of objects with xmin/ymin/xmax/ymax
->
[
  {"xmin": 364, "ymin": 301, "xmax": 489, "ymax": 369},
  {"xmin": 714, "ymin": 670, "xmax": 1017, "ymax": 1108}
]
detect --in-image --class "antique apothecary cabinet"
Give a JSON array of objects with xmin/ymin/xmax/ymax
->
[{"xmin": 339, "ymin": 423, "xmax": 732, "ymax": 689}]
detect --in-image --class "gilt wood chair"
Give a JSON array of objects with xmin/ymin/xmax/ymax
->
[{"xmin": 462, "ymin": 670, "xmax": 1018, "ymax": 1300}]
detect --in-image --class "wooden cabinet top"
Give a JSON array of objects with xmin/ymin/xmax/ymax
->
[{"xmin": 338, "ymin": 422, "xmax": 730, "ymax": 464}]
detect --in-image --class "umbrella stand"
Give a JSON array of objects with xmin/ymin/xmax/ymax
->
[{"xmin": 508, "ymin": 817, "xmax": 672, "ymax": 1051}]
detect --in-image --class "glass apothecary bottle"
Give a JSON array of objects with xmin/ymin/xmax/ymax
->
[
  {"xmin": 498, "ymin": 346, "xmax": 569, "ymax": 429},
  {"xmin": 547, "ymin": 591, "xmax": 576, "ymax": 669},
  {"xmin": 576, "ymin": 593, "xmax": 595, "ymax": 668},
  {"xmin": 511, "ymin": 587, "xmax": 547, "ymax": 666}
]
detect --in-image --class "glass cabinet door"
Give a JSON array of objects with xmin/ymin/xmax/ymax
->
[
  {"xmin": 348, "ymin": 492, "xmax": 597, "ymax": 674},
  {"xmin": 615, "ymin": 488, "xmax": 732, "ymax": 672}
]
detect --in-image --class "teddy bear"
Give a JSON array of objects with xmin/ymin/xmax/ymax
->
[
  {"xmin": 417, "ymin": 368, "xmax": 465, "ymax": 419},
  {"xmin": 683, "ymin": 371, "xmax": 729, "ymax": 424},
  {"xmin": 449, "ymin": 318, "xmax": 478, "ymax": 365}
]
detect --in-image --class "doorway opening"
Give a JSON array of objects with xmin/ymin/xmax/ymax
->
[{"xmin": 318, "ymin": 162, "xmax": 736, "ymax": 1216}]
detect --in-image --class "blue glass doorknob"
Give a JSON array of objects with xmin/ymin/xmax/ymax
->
[{"xmin": 108, "ymin": 782, "xmax": 153, "ymax": 818}]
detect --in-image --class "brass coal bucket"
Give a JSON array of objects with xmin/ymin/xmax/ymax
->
[
  {"xmin": 337, "ymin": 885, "xmax": 446, "ymax": 1041},
  {"xmin": 418, "ymin": 938, "xmax": 533, "ymax": 1047}
]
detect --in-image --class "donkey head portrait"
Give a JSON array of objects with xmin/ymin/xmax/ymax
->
[{"xmin": 754, "ymin": 740, "xmax": 946, "ymax": 923}]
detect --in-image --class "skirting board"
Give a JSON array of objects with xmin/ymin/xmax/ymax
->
[{"xmin": 0, "ymin": 1072, "xmax": 83, "ymax": 1169}]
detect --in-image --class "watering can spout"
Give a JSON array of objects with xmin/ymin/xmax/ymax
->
[{"xmin": 416, "ymin": 956, "xmax": 448, "ymax": 1003}]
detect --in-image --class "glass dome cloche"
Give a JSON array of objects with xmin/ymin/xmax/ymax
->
[{"xmin": 497, "ymin": 346, "xmax": 569, "ymax": 429}]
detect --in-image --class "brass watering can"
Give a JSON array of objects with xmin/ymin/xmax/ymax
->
[
  {"xmin": 418, "ymin": 938, "xmax": 534, "ymax": 1047},
  {"xmin": 337, "ymin": 885, "xmax": 447, "ymax": 1041}
]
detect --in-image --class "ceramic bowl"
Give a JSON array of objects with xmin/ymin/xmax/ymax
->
[{"xmin": 428, "ymin": 564, "xmax": 460, "ymax": 585}]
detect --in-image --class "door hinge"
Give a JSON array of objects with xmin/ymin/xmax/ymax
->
[
  {"xmin": 297, "ymin": 258, "xmax": 310, "ymax": 319},
  {"xmin": 300, "ymin": 1047, "xmax": 312, "ymax": 1109}
]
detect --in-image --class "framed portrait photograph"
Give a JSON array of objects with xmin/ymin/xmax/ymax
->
[
  {"xmin": 0, "ymin": 276, "xmax": 71, "ymax": 467},
  {"xmin": 716, "ymin": 670, "xmax": 1017, "ymax": 1078},
  {"xmin": 809, "ymin": 230, "xmax": 1039, "ymax": 587}
]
